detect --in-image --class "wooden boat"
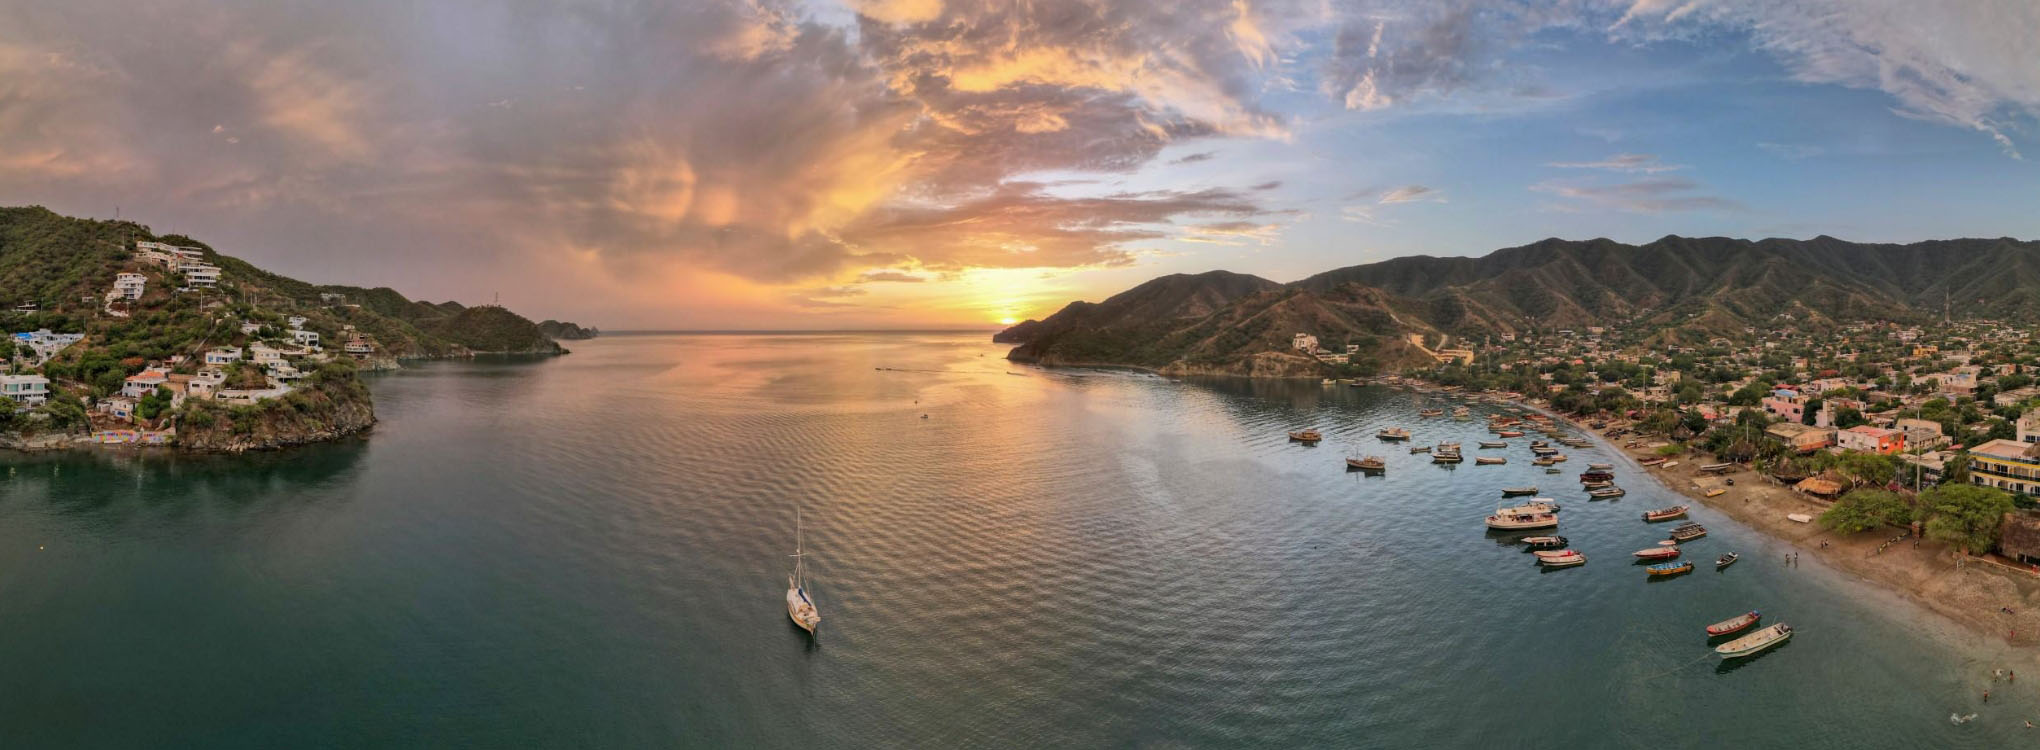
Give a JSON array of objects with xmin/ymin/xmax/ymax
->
[
  {"xmin": 1505, "ymin": 500, "xmax": 1560, "ymax": 514},
  {"xmin": 1409, "ymin": 445, "xmax": 1431, "ymax": 454},
  {"xmin": 1582, "ymin": 480, "xmax": 1613, "ymax": 489},
  {"xmin": 1716, "ymin": 552, "xmax": 1740, "ymax": 570},
  {"xmin": 1432, "ymin": 452, "xmax": 1463, "ymax": 464},
  {"xmin": 1479, "ymin": 441, "xmax": 1507, "ymax": 448},
  {"xmin": 1587, "ymin": 463, "xmax": 1613, "ymax": 470},
  {"xmin": 1452, "ymin": 406, "xmax": 1471, "ymax": 419},
  {"xmin": 1715, "ymin": 623, "xmax": 1792, "ymax": 659},
  {"xmin": 1529, "ymin": 440, "xmax": 1550, "ymax": 448},
  {"xmin": 1580, "ymin": 471, "xmax": 1613, "ymax": 482},
  {"xmin": 1707, "ymin": 611, "xmax": 1761, "ymax": 637},
  {"xmin": 786, "ymin": 509, "xmax": 821, "ymax": 634},
  {"xmin": 1699, "ymin": 462, "xmax": 1735, "ymax": 474},
  {"xmin": 1647, "ymin": 561, "xmax": 1694, "ymax": 576},
  {"xmin": 1501, "ymin": 486, "xmax": 1539, "ymax": 496},
  {"xmin": 1544, "ymin": 467, "xmax": 1561, "ymax": 474},
  {"xmin": 1418, "ymin": 408, "xmax": 1445, "ymax": 417},
  {"xmin": 1486, "ymin": 509, "xmax": 1558, "ymax": 530},
  {"xmin": 1346, "ymin": 456, "xmax": 1386, "ymax": 473},
  {"xmin": 1377, "ymin": 427, "xmax": 1412, "ymax": 441},
  {"xmin": 1704, "ymin": 488, "xmax": 1727, "ymax": 498},
  {"xmin": 1531, "ymin": 457, "xmax": 1556, "ymax": 467},
  {"xmin": 1496, "ymin": 430, "xmax": 1525, "ymax": 438},
  {"xmin": 1642, "ymin": 505, "xmax": 1689, "ymax": 522},
  {"xmin": 1476, "ymin": 456, "xmax": 1506, "ymax": 465},
  {"xmin": 1547, "ymin": 454, "xmax": 1569, "ymax": 463},
  {"xmin": 1786, "ymin": 513, "xmax": 1813, "ymax": 524},
  {"xmin": 1669, "ymin": 522, "xmax": 1707, "ymax": 541},
  {"xmin": 1638, "ymin": 456, "xmax": 1667, "ymax": 466},
  {"xmin": 1633, "ymin": 546, "xmax": 1680, "ymax": 560},
  {"xmin": 1288, "ymin": 430, "xmax": 1323, "ymax": 443},
  {"xmin": 1538, "ymin": 551, "xmax": 1587, "ymax": 568},
  {"xmin": 1588, "ymin": 487, "xmax": 1625, "ymax": 499},
  {"xmin": 1522, "ymin": 535, "xmax": 1568, "ymax": 549}
]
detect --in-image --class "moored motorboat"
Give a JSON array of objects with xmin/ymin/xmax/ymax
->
[
  {"xmin": 1634, "ymin": 545, "xmax": 1680, "ymax": 560},
  {"xmin": 1347, "ymin": 455, "xmax": 1387, "ymax": 473},
  {"xmin": 1642, "ymin": 505, "xmax": 1689, "ymax": 522},
  {"xmin": 1532, "ymin": 457, "xmax": 1556, "ymax": 467},
  {"xmin": 1588, "ymin": 487, "xmax": 1625, "ymax": 499},
  {"xmin": 1587, "ymin": 463, "xmax": 1613, "ymax": 470},
  {"xmin": 1647, "ymin": 561, "xmax": 1694, "ymax": 576},
  {"xmin": 1716, "ymin": 552, "xmax": 1740, "ymax": 570},
  {"xmin": 1538, "ymin": 550, "xmax": 1587, "ymax": 568},
  {"xmin": 1476, "ymin": 456, "xmax": 1506, "ymax": 465},
  {"xmin": 1544, "ymin": 467, "xmax": 1561, "ymax": 474},
  {"xmin": 1582, "ymin": 480, "xmax": 1613, "ymax": 489},
  {"xmin": 1522, "ymin": 535, "xmax": 1568, "ymax": 549},
  {"xmin": 1485, "ymin": 508, "xmax": 1558, "ymax": 530},
  {"xmin": 1452, "ymin": 406, "xmax": 1471, "ymax": 419},
  {"xmin": 1501, "ymin": 486, "xmax": 1539, "ymax": 496},
  {"xmin": 1418, "ymin": 408, "xmax": 1445, "ymax": 418},
  {"xmin": 1496, "ymin": 430, "xmax": 1525, "ymax": 438},
  {"xmin": 1479, "ymin": 441, "xmax": 1507, "ymax": 448},
  {"xmin": 1669, "ymin": 522, "xmax": 1707, "ymax": 541},
  {"xmin": 1506, "ymin": 499, "xmax": 1560, "ymax": 513},
  {"xmin": 1579, "ymin": 471, "xmax": 1613, "ymax": 483},
  {"xmin": 1377, "ymin": 427, "xmax": 1412, "ymax": 441},
  {"xmin": 1289, "ymin": 430, "xmax": 1323, "ymax": 443},
  {"xmin": 1706, "ymin": 610, "xmax": 1761, "ymax": 637},
  {"xmin": 1715, "ymin": 623, "xmax": 1792, "ymax": 659}
]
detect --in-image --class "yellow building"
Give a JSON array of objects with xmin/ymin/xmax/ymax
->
[
  {"xmin": 1969, "ymin": 439, "xmax": 2040, "ymax": 495},
  {"xmin": 1912, "ymin": 345, "xmax": 1940, "ymax": 358}
]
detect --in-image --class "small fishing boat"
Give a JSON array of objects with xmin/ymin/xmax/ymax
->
[
  {"xmin": 1544, "ymin": 467, "xmax": 1561, "ymax": 474},
  {"xmin": 1409, "ymin": 445, "xmax": 1432, "ymax": 454},
  {"xmin": 1638, "ymin": 456, "xmax": 1667, "ymax": 466},
  {"xmin": 1347, "ymin": 455, "xmax": 1386, "ymax": 473},
  {"xmin": 1642, "ymin": 505, "xmax": 1689, "ymax": 522},
  {"xmin": 1538, "ymin": 551, "xmax": 1587, "ymax": 568},
  {"xmin": 1476, "ymin": 456, "xmax": 1506, "ymax": 465},
  {"xmin": 1522, "ymin": 535, "xmax": 1568, "ymax": 549},
  {"xmin": 1496, "ymin": 430, "xmax": 1525, "ymax": 438},
  {"xmin": 1704, "ymin": 488, "xmax": 1727, "ymax": 498},
  {"xmin": 1588, "ymin": 487, "xmax": 1626, "ymax": 499},
  {"xmin": 1432, "ymin": 452, "xmax": 1463, "ymax": 464},
  {"xmin": 1716, "ymin": 552, "xmax": 1740, "ymax": 570},
  {"xmin": 1587, "ymin": 463, "xmax": 1613, "ymax": 471},
  {"xmin": 1377, "ymin": 427, "xmax": 1412, "ymax": 441},
  {"xmin": 1633, "ymin": 546, "xmax": 1680, "ymax": 560},
  {"xmin": 1322, "ymin": 378, "xmax": 1335, "ymax": 386},
  {"xmin": 1289, "ymin": 430, "xmax": 1323, "ymax": 443},
  {"xmin": 1531, "ymin": 457, "xmax": 1556, "ymax": 467},
  {"xmin": 1707, "ymin": 611, "xmax": 1761, "ymax": 637},
  {"xmin": 1479, "ymin": 441, "xmax": 1507, "ymax": 449},
  {"xmin": 1715, "ymin": 623, "xmax": 1792, "ymax": 659},
  {"xmin": 1582, "ymin": 480, "xmax": 1613, "ymax": 489},
  {"xmin": 1501, "ymin": 486, "xmax": 1539, "ymax": 496},
  {"xmin": 1647, "ymin": 561, "xmax": 1694, "ymax": 576},
  {"xmin": 786, "ymin": 509, "xmax": 821, "ymax": 634},
  {"xmin": 1559, "ymin": 438, "xmax": 1592, "ymax": 448},
  {"xmin": 1669, "ymin": 522, "xmax": 1707, "ymax": 541},
  {"xmin": 1547, "ymin": 454, "xmax": 1569, "ymax": 463},
  {"xmin": 1529, "ymin": 440, "xmax": 1550, "ymax": 448},
  {"xmin": 1452, "ymin": 406, "xmax": 1471, "ymax": 419},
  {"xmin": 1580, "ymin": 471, "xmax": 1613, "ymax": 483},
  {"xmin": 1506, "ymin": 500, "xmax": 1560, "ymax": 514},
  {"xmin": 1699, "ymin": 462, "xmax": 1735, "ymax": 474},
  {"xmin": 1485, "ymin": 508, "xmax": 1558, "ymax": 530},
  {"xmin": 1418, "ymin": 408, "xmax": 1445, "ymax": 418}
]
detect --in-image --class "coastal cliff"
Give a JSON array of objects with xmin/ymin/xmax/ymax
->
[{"xmin": 173, "ymin": 362, "xmax": 377, "ymax": 452}]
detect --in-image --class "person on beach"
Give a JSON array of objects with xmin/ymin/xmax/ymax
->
[{"xmin": 1984, "ymin": 689, "xmax": 1990, "ymax": 703}]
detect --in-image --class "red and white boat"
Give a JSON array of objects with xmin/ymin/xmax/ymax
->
[
  {"xmin": 1706, "ymin": 611, "xmax": 1762, "ymax": 637},
  {"xmin": 1633, "ymin": 546, "xmax": 1681, "ymax": 560}
]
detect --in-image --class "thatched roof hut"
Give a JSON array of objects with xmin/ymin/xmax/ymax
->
[
  {"xmin": 1999, "ymin": 512, "xmax": 2040, "ymax": 563},
  {"xmin": 1794, "ymin": 477, "xmax": 1842, "ymax": 497}
]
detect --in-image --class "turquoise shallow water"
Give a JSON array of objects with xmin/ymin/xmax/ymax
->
[{"xmin": 0, "ymin": 332, "xmax": 2032, "ymax": 748}]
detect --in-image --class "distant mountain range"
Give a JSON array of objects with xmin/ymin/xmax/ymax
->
[{"xmin": 997, "ymin": 235, "xmax": 2040, "ymax": 377}]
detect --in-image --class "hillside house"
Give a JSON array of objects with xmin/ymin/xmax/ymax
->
[
  {"xmin": 120, "ymin": 369, "xmax": 169, "ymax": 398},
  {"xmin": 204, "ymin": 347, "xmax": 243, "ymax": 365},
  {"xmin": 0, "ymin": 373, "xmax": 49, "ymax": 407},
  {"xmin": 1765, "ymin": 422, "xmax": 1833, "ymax": 453},
  {"xmin": 113, "ymin": 273, "xmax": 146, "ymax": 300}
]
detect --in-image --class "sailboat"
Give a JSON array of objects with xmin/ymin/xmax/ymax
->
[{"xmin": 787, "ymin": 510, "xmax": 821, "ymax": 634}]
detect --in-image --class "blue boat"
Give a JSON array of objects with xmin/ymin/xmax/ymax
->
[{"xmin": 1646, "ymin": 561, "xmax": 1693, "ymax": 576}]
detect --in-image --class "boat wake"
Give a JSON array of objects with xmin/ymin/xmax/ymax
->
[{"xmin": 1949, "ymin": 713, "xmax": 1977, "ymax": 725}]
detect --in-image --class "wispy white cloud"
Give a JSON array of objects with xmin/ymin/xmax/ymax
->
[
  {"xmin": 1546, "ymin": 153, "xmax": 1685, "ymax": 173},
  {"xmin": 1531, "ymin": 176, "xmax": 1740, "ymax": 214}
]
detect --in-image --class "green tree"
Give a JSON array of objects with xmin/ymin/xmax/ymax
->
[
  {"xmin": 1820, "ymin": 489, "xmax": 1916, "ymax": 533},
  {"xmin": 1921, "ymin": 484, "xmax": 2015, "ymax": 554}
]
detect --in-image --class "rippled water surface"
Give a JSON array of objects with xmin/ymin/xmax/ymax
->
[{"xmin": 0, "ymin": 333, "xmax": 2032, "ymax": 747}]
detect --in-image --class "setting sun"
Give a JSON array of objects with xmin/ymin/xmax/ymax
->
[{"xmin": 999, "ymin": 317, "xmax": 1018, "ymax": 325}]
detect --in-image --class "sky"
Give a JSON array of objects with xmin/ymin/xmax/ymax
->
[{"xmin": 2, "ymin": 1, "xmax": 2038, "ymax": 330}]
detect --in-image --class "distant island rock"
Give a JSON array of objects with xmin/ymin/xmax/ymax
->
[
  {"xmin": 0, "ymin": 205, "xmax": 571, "ymax": 452},
  {"xmin": 537, "ymin": 320, "xmax": 599, "ymax": 340},
  {"xmin": 997, "ymin": 235, "xmax": 2040, "ymax": 378}
]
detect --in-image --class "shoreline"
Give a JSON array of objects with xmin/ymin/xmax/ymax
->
[{"xmin": 1381, "ymin": 377, "xmax": 2040, "ymax": 660}]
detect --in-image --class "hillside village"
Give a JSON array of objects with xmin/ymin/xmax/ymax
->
[
  {"xmin": 1380, "ymin": 313, "xmax": 2040, "ymax": 564},
  {"xmin": 0, "ymin": 206, "xmax": 579, "ymax": 451}
]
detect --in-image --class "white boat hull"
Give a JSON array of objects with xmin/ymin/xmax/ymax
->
[{"xmin": 787, "ymin": 585, "xmax": 820, "ymax": 633}]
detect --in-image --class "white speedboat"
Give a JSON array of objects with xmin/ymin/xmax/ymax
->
[{"xmin": 1715, "ymin": 623, "xmax": 1792, "ymax": 658}]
